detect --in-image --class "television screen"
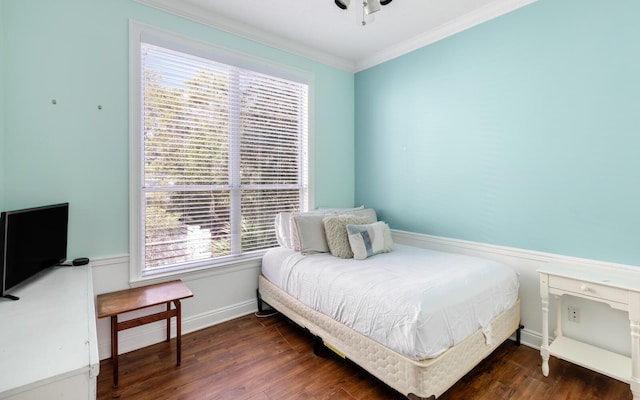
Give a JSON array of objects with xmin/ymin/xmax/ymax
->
[{"xmin": 1, "ymin": 203, "xmax": 69, "ymax": 298}]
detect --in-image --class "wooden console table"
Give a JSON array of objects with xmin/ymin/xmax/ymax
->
[
  {"xmin": 96, "ymin": 280, "xmax": 193, "ymax": 387},
  {"xmin": 538, "ymin": 264, "xmax": 640, "ymax": 399}
]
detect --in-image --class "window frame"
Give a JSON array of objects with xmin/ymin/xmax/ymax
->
[{"xmin": 129, "ymin": 21, "xmax": 314, "ymax": 283}]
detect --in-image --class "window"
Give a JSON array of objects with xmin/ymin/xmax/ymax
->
[{"xmin": 130, "ymin": 23, "xmax": 310, "ymax": 280}]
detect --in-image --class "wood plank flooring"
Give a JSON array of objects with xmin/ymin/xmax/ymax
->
[{"xmin": 98, "ymin": 312, "xmax": 631, "ymax": 399}]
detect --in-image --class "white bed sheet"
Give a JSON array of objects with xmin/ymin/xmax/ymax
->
[{"xmin": 261, "ymin": 244, "xmax": 519, "ymax": 360}]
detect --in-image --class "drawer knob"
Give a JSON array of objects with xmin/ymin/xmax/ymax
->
[{"xmin": 581, "ymin": 285, "xmax": 591, "ymax": 292}]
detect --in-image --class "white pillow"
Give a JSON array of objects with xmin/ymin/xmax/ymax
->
[
  {"xmin": 274, "ymin": 212, "xmax": 292, "ymax": 248},
  {"xmin": 288, "ymin": 208, "xmax": 378, "ymax": 254},
  {"xmin": 347, "ymin": 221, "xmax": 393, "ymax": 260},
  {"xmin": 316, "ymin": 205, "xmax": 365, "ymax": 213},
  {"xmin": 347, "ymin": 207, "xmax": 377, "ymax": 221},
  {"xmin": 290, "ymin": 213, "xmax": 330, "ymax": 254},
  {"xmin": 275, "ymin": 208, "xmax": 360, "ymax": 249}
]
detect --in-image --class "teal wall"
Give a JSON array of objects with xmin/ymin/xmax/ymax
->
[
  {"xmin": 1, "ymin": 0, "xmax": 354, "ymax": 258},
  {"xmin": 355, "ymin": 0, "xmax": 640, "ymax": 266},
  {"xmin": 6, "ymin": 0, "xmax": 637, "ymax": 266},
  {"xmin": 0, "ymin": 1, "xmax": 5, "ymax": 210}
]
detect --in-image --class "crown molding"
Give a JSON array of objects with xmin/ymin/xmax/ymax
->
[
  {"xmin": 134, "ymin": 0, "xmax": 536, "ymax": 73},
  {"xmin": 133, "ymin": 0, "xmax": 356, "ymax": 72},
  {"xmin": 355, "ymin": 0, "xmax": 537, "ymax": 71}
]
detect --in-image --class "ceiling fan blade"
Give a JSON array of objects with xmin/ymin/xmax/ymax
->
[{"xmin": 335, "ymin": 0, "xmax": 351, "ymax": 10}]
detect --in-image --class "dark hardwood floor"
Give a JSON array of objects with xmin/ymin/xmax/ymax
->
[{"xmin": 98, "ymin": 312, "xmax": 631, "ymax": 399}]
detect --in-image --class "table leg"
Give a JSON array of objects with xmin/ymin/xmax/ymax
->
[
  {"xmin": 555, "ymin": 296, "xmax": 563, "ymax": 338},
  {"xmin": 630, "ymin": 320, "xmax": 640, "ymax": 399},
  {"xmin": 629, "ymin": 292, "xmax": 640, "ymax": 399},
  {"xmin": 176, "ymin": 299, "xmax": 182, "ymax": 366},
  {"xmin": 541, "ymin": 296, "xmax": 550, "ymax": 376},
  {"xmin": 539, "ymin": 274, "xmax": 550, "ymax": 377},
  {"xmin": 166, "ymin": 302, "xmax": 171, "ymax": 342},
  {"xmin": 111, "ymin": 315, "xmax": 119, "ymax": 388}
]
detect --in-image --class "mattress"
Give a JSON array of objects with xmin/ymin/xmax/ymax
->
[{"xmin": 262, "ymin": 244, "xmax": 519, "ymax": 360}]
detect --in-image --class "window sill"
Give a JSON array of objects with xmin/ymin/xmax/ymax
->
[{"xmin": 129, "ymin": 251, "xmax": 266, "ymax": 287}]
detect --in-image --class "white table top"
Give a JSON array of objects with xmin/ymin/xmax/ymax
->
[{"xmin": 538, "ymin": 263, "xmax": 640, "ymax": 292}]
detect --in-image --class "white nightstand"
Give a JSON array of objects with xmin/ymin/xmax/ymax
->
[{"xmin": 538, "ymin": 264, "xmax": 640, "ymax": 399}]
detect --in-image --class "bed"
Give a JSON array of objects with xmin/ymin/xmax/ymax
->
[{"xmin": 258, "ymin": 210, "xmax": 521, "ymax": 399}]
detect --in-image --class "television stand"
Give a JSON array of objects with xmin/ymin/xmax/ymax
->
[
  {"xmin": 2, "ymin": 294, "xmax": 19, "ymax": 301},
  {"xmin": 0, "ymin": 265, "xmax": 99, "ymax": 399}
]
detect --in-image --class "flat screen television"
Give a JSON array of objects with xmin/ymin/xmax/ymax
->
[{"xmin": 0, "ymin": 202, "xmax": 69, "ymax": 300}]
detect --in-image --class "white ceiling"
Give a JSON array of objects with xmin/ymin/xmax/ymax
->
[{"xmin": 135, "ymin": 0, "xmax": 536, "ymax": 72}]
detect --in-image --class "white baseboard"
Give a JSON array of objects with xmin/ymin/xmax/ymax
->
[{"xmin": 512, "ymin": 327, "xmax": 544, "ymax": 350}]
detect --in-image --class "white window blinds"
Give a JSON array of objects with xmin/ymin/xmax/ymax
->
[{"xmin": 140, "ymin": 42, "xmax": 308, "ymax": 273}]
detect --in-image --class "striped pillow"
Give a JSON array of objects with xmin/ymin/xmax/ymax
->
[{"xmin": 346, "ymin": 221, "xmax": 393, "ymax": 260}]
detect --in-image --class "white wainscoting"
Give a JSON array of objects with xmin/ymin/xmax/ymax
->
[
  {"xmin": 391, "ymin": 229, "xmax": 635, "ymax": 356},
  {"xmin": 91, "ymin": 231, "xmax": 637, "ymax": 361}
]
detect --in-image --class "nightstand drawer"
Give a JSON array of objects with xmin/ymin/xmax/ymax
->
[{"xmin": 549, "ymin": 275, "xmax": 628, "ymax": 304}]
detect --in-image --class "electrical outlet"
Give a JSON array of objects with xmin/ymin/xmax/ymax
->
[{"xmin": 568, "ymin": 306, "xmax": 580, "ymax": 323}]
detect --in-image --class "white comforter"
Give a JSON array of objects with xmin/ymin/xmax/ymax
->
[{"xmin": 261, "ymin": 244, "xmax": 519, "ymax": 360}]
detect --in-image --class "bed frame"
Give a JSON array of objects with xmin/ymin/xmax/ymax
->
[{"xmin": 258, "ymin": 274, "xmax": 521, "ymax": 400}]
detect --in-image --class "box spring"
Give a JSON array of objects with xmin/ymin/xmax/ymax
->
[{"xmin": 258, "ymin": 274, "xmax": 521, "ymax": 399}]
